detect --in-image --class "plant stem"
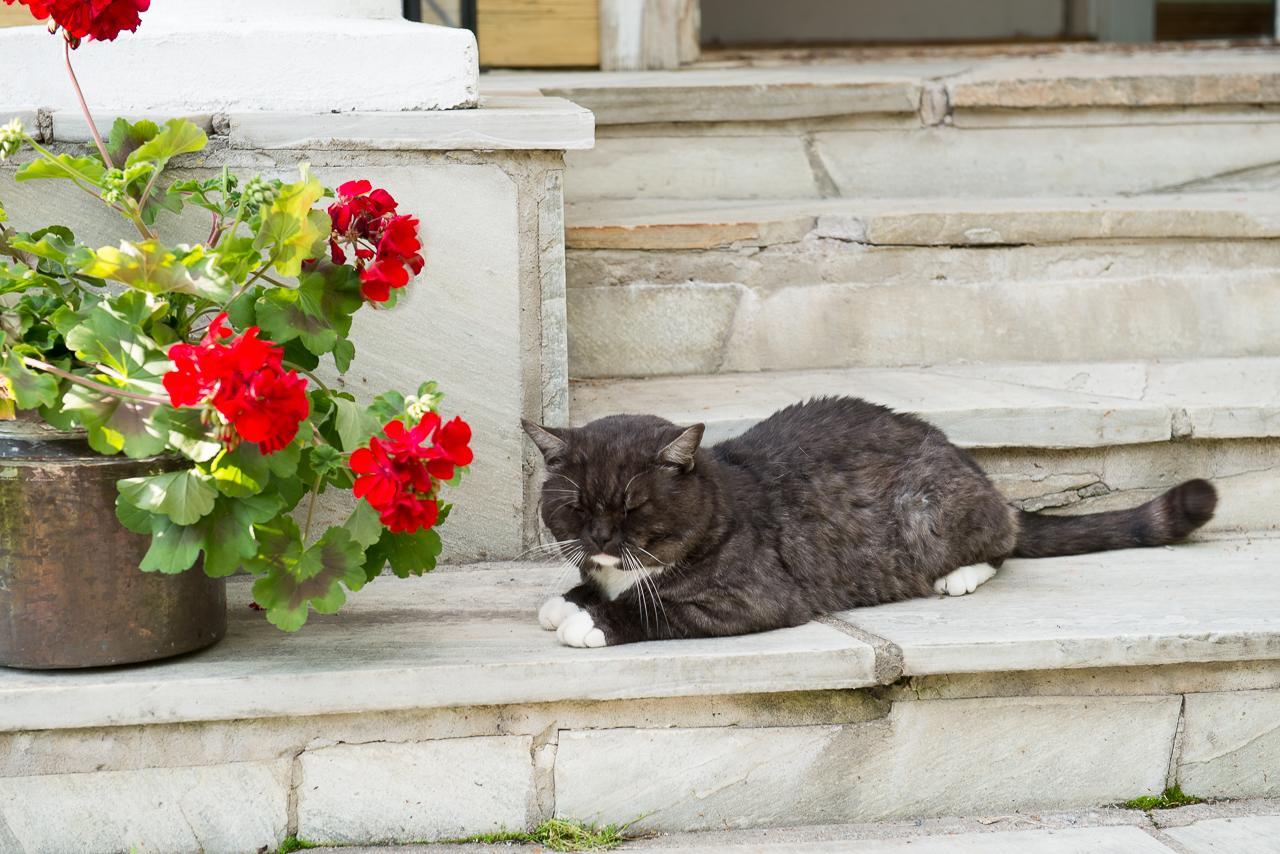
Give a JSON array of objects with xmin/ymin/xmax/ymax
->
[
  {"xmin": 63, "ymin": 41, "xmax": 113, "ymax": 170},
  {"xmin": 23, "ymin": 136, "xmax": 127, "ymax": 213},
  {"xmin": 303, "ymin": 475, "xmax": 323, "ymax": 540},
  {"xmin": 225, "ymin": 264, "xmax": 271, "ymax": 307},
  {"xmin": 21, "ymin": 357, "xmax": 169, "ymax": 405},
  {"xmin": 286, "ymin": 363, "xmax": 330, "ymax": 392}
]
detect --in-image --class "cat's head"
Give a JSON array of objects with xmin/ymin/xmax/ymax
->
[{"xmin": 522, "ymin": 415, "xmax": 713, "ymax": 574}]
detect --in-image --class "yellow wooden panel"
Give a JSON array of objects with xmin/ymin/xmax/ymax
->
[
  {"xmin": 478, "ymin": 0, "xmax": 600, "ymax": 68},
  {"xmin": 0, "ymin": 6, "xmax": 41, "ymax": 27}
]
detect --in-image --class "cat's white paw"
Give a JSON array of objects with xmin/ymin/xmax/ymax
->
[
  {"xmin": 934, "ymin": 564, "xmax": 998, "ymax": 597},
  {"xmin": 538, "ymin": 596, "xmax": 580, "ymax": 631},
  {"xmin": 557, "ymin": 610, "xmax": 607, "ymax": 648}
]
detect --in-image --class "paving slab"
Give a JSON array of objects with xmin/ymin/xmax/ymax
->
[
  {"xmin": 1162, "ymin": 816, "xmax": 1280, "ymax": 853},
  {"xmin": 838, "ymin": 538, "xmax": 1280, "ymax": 675},
  {"xmin": 0, "ymin": 564, "xmax": 877, "ymax": 732}
]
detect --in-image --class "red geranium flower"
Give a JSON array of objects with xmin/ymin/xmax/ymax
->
[
  {"xmin": 3, "ymin": 0, "xmax": 150, "ymax": 42},
  {"xmin": 350, "ymin": 413, "xmax": 470, "ymax": 535},
  {"xmin": 326, "ymin": 181, "xmax": 424, "ymax": 303},
  {"xmin": 164, "ymin": 315, "xmax": 310, "ymax": 455}
]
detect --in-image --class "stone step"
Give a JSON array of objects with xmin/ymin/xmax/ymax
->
[
  {"xmin": 487, "ymin": 49, "xmax": 1280, "ymax": 200},
  {"xmin": 571, "ymin": 357, "xmax": 1280, "ymax": 535},
  {"xmin": 5, "ymin": 539, "xmax": 1278, "ymax": 850},
  {"xmin": 564, "ymin": 195, "xmax": 1280, "ymax": 378}
]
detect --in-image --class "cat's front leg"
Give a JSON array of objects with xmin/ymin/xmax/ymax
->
[
  {"xmin": 555, "ymin": 601, "xmax": 664, "ymax": 648},
  {"xmin": 538, "ymin": 582, "xmax": 598, "ymax": 631}
]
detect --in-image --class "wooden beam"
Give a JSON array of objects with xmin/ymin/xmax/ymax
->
[{"xmin": 477, "ymin": 0, "xmax": 599, "ymax": 67}]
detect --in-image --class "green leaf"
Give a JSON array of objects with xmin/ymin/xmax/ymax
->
[
  {"xmin": 307, "ymin": 443, "xmax": 346, "ymax": 482},
  {"xmin": 114, "ymin": 492, "xmax": 155, "ymax": 535},
  {"xmin": 140, "ymin": 515, "xmax": 204, "ymax": 573},
  {"xmin": 266, "ymin": 441, "xmax": 302, "ymax": 478},
  {"xmin": 16, "ymin": 154, "xmax": 106, "ymax": 185},
  {"xmin": 9, "ymin": 226, "xmax": 79, "ymax": 268},
  {"xmin": 62, "ymin": 385, "xmax": 170, "ymax": 458},
  {"xmin": 254, "ymin": 263, "xmax": 362, "ymax": 357},
  {"xmin": 209, "ymin": 444, "xmax": 271, "ymax": 498},
  {"xmin": 198, "ymin": 493, "xmax": 284, "ymax": 577},
  {"xmin": 364, "ymin": 526, "xmax": 442, "ymax": 580},
  {"xmin": 107, "ymin": 118, "xmax": 160, "ymax": 165},
  {"xmin": 1, "ymin": 350, "xmax": 58, "ymax": 409},
  {"xmin": 344, "ymin": 501, "xmax": 384, "ymax": 549},
  {"xmin": 254, "ymin": 165, "xmax": 327, "ymax": 278},
  {"xmin": 118, "ymin": 469, "xmax": 218, "ymax": 526},
  {"xmin": 214, "ymin": 235, "xmax": 264, "ymax": 286},
  {"xmin": 126, "ymin": 118, "xmax": 208, "ymax": 169},
  {"xmin": 332, "ymin": 397, "xmax": 380, "ymax": 452},
  {"xmin": 166, "ymin": 407, "xmax": 222, "ymax": 463},
  {"xmin": 81, "ymin": 240, "xmax": 231, "ymax": 302},
  {"xmin": 332, "ymin": 339, "xmax": 355, "ymax": 374},
  {"xmin": 251, "ymin": 526, "xmax": 366, "ymax": 631}
]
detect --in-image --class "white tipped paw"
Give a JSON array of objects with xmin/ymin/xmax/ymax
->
[
  {"xmin": 933, "ymin": 564, "xmax": 998, "ymax": 597},
  {"xmin": 557, "ymin": 610, "xmax": 607, "ymax": 648},
  {"xmin": 538, "ymin": 596, "xmax": 580, "ymax": 631}
]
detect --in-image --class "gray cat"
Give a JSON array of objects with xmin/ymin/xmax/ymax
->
[{"xmin": 523, "ymin": 397, "xmax": 1216, "ymax": 648}]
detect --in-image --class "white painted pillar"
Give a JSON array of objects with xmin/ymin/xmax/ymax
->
[
  {"xmin": 0, "ymin": 0, "xmax": 478, "ymax": 112},
  {"xmin": 600, "ymin": 0, "xmax": 699, "ymax": 71}
]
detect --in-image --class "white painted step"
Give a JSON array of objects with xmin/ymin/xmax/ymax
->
[{"xmin": 565, "ymin": 195, "xmax": 1280, "ymax": 378}]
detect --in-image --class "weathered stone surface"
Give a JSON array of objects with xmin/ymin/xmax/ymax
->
[
  {"xmin": 565, "ymin": 135, "xmax": 822, "ymax": 200},
  {"xmin": 1179, "ymin": 689, "xmax": 1280, "ymax": 799},
  {"xmin": 228, "ymin": 96, "xmax": 595, "ymax": 151},
  {"xmin": 0, "ymin": 762, "xmax": 288, "ymax": 854},
  {"xmin": 839, "ymin": 539, "xmax": 1280, "ymax": 675},
  {"xmin": 568, "ymin": 283, "xmax": 746, "ymax": 376},
  {"xmin": 643, "ymin": 827, "xmax": 1177, "ymax": 853},
  {"xmin": 813, "ymin": 123, "xmax": 1280, "ymax": 198},
  {"xmin": 297, "ymin": 737, "xmax": 534, "ymax": 844},
  {"xmin": 572, "ymin": 362, "xmax": 1174, "ymax": 448},
  {"xmin": 555, "ymin": 695, "xmax": 1180, "ymax": 830},
  {"xmin": 1163, "ymin": 816, "xmax": 1280, "ymax": 854},
  {"xmin": 0, "ymin": 565, "xmax": 877, "ymax": 733}
]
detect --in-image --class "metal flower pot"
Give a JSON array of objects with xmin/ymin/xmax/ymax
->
[{"xmin": 0, "ymin": 416, "xmax": 226, "ymax": 669}]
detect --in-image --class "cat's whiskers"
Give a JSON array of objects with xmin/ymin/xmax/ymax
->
[
  {"xmin": 516, "ymin": 539, "xmax": 579, "ymax": 560},
  {"xmin": 625, "ymin": 546, "xmax": 668, "ymax": 636}
]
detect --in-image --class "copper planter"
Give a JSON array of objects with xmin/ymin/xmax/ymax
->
[{"xmin": 0, "ymin": 417, "xmax": 226, "ymax": 669}]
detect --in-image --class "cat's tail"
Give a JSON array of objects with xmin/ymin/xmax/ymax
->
[{"xmin": 1012, "ymin": 479, "xmax": 1217, "ymax": 559}]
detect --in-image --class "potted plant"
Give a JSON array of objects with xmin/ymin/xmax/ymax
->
[{"xmin": 0, "ymin": 0, "xmax": 473, "ymax": 667}]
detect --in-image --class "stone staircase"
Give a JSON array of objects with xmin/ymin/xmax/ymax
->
[{"xmin": 5, "ymin": 46, "xmax": 1280, "ymax": 853}]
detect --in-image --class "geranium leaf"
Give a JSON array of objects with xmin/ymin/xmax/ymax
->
[
  {"xmin": 209, "ymin": 443, "xmax": 271, "ymax": 498},
  {"xmin": 254, "ymin": 166, "xmax": 326, "ymax": 278},
  {"xmin": 118, "ymin": 469, "xmax": 218, "ymax": 526},
  {"xmin": 107, "ymin": 118, "xmax": 160, "ymax": 164},
  {"xmin": 254, "ymin": 287, "xmax": 336, "ymax": 355},
  {"xmin": 165, "ymin": 407, "xmax": 222, "ymax": 463},
  {"xmin": 140, "ymin": 516, "xmax": 204, "ymax": 573},
  {"xmin": 114, "ymin": 492, "xmax": 155, "ymax": 535},
  {"xmin": 332, "ymin": 397, "xmax": 380, "ymax": 452},
  {"xmin": 1, "ymin": 350, "xmax": 59, "ymax": 409},
  {"xmin": 364, "ymin": 527, "xmax": 442, "ymax": 580},
  {"xmin": 81, "ymin": 240, "xmax": 231, "ymax": 302},
  {"xmin": 16, "ymin": 154, "xmax": 106, "ymax": 185},
  {"xmin": 63, "ymin": 386, "xmax": 169, "ymax": 458},
  {"xmin": 198, "ymin": 493, "xmax": 285, "ymax": 577},
  {"xmin": 251, "ymin": 526, "xmax": 366, "ymax": 631},
  {"xmin": 126, "ymin": 118, "xmax": 207, "ymax": 169},
  {"xmin": 332, "ymin": 338, "xmax": 355, "ymax": 374}
]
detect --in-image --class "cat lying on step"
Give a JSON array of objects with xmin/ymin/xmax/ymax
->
[{"xmin": 522, "ymin": 397, "xmax": 1217, "ymax": 649}]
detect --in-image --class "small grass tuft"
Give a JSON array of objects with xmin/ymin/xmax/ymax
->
[
  {"xmin": 451, "ymin": 818, "xmax": 627, "ymax": 851},
  {"xmin": 1123, "ymin": 785, "xmax": 1204, "ymax": 811},
  {"xmin": 277, "ymin": 837, "xmax": 322, "ymax": 854}
]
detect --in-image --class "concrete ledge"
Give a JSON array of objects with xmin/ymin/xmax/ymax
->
[
  {"xmin": 571, "ymin": 358, "xmax": 1280, "ymax": 449},
  {"xmin": 0, "ymin": 565, "xmax": 878, "ymax": 733},
  {"xmin": 565, "ymin": 193, "xmax": 1280, "ymax": 250}
]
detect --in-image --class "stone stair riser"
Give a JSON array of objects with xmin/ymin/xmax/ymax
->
[
  {"xmin": 567, "ymin": 118, "xmax": 1280, "ymax": 201},
  {"xmin": 5, "ymin": 662, "xmax": 1277, "ymax": 848},
  {"xmin": 568, "ymin": 268, "xmax": 1280, "ymax": 378}
]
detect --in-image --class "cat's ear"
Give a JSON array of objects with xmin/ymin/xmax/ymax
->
[
  {"xmin": 658, "ymin": 424, "xmax": 705, "ymax": 472},
  {"xmin": 522, "ymin": 419, "xmax": 567, "ymax": 460}
]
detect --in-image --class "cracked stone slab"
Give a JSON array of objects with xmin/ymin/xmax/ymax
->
[
  {"xmin": 573, "ymin": 361, "xmax": 1173, "ymax": 449},
  {"xmin": 1162, "ymin": 816, "xmax": 1280, "ymax": 853},
  {"xmin": 1179, "ymin": 689, "xmax": 1280, "ymax": 799},
  {"xmin": 0, "ymin": 564, "xmax": 877, "ymax": 733},
  {"xmin": 621, "ymin": 827, "xmax": 1178, "ymax": 853},
  {"xmin": 837, "ymin": 538, "xmax": 1280, "ymax": 675},
  {"xmin": 297, "ymin": 737, "xmax": 534, "ymax": 844},
  {"xmin": 0, "ymin": 762, "xmax": 289, "ymax": 853},
  {"xmin": 555, "ymin": 695, "xmax": 1180, "ymax": 830}
]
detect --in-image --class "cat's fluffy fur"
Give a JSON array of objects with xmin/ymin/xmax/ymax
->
[{"xmin": 524, "ymin": 397, "xmax": 1217, "ymax": 647}]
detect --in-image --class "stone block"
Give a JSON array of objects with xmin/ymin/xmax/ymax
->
[
  {"xmin": 297, "ymin": 737, "xmax": 534, "ymax": 844},
  {"xmin": 554, "ymin": 695, "xmax": 1180, "ymax": 831},
  {"xmin": 0, "ymin": 762, "xmax": 288, "ymax": 854},
  {"xmin": 1163, "ymin": 816, "xmax": 1280, "ymax": 854},
  {"xmin": 1179, "ymin": 689, "xmax": 1280, "ymax": 799},
  {"xmin": 654, "ymin": 827, "xmax": 1177, "ymax": 853}
]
